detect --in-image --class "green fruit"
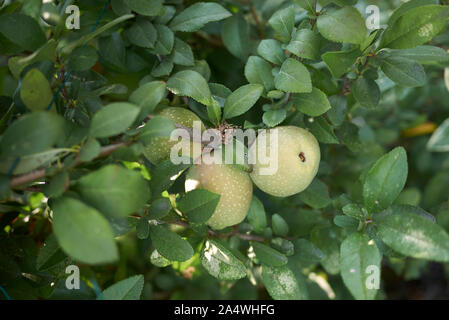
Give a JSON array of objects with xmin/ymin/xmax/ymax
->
[
  {"xmin": 143, "ymin": 107, "xmax": 205, "ymax": 165},
  {"xmin": 249, "ymin": 126, "xmax": 320, "ymax": 197},
  {"xmin": 185, "ymin": 162, "xmax": 253, "ymax": 230}
]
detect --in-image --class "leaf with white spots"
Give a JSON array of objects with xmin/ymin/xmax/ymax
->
[
  {"xmin": 377, "ymin": 212, "xmax": 449, "ymax": 262},
  {"xmin": 363, "ymin": 147, "xmax": 408, "ymax": 214},
  {"xmin": 200, "ymin": 239, "xmax": 246, "ymax": 280},
  {"xmin": 262, "ymin": 262, "xmax": 308, "ymax": 300},
  {"xmin": 340, "ymin": 232, "xmax": 381, "ymax": 300},
  {"xmin": 380, "ymin": 5, "xmax": 449, "ymax": 49}
]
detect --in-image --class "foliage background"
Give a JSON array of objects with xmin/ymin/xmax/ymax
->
[{"xmin": 0, "ymin": 0, "xmax": 449, "ymax": 300}]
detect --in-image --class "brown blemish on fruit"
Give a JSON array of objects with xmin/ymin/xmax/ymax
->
[{"xmin": 299, "ymin": 152, "xmax": 306, "ymax": 162}]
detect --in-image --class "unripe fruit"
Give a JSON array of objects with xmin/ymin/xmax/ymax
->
[
  {"xmin": 249, "ymin": 126, "xmax": 320, "ymax": 197},
  {"xmin": 143, "ymin": 107, "xmax": 204, "ymax": 165},
  {"xmin": 185, "ymin": 162, "xmax": 253, "ymax": 230}
]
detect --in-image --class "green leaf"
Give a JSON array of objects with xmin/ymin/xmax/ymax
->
[
  {"xmin": 152, "ymin": 24, "xmax": 174, "ymax": 55},
  {"xmin": 79, "ymin": 138, "xmax": 101, "ymax": 162},
  {"xmin": 36, "ymin": 234, "xmax": 67, "ymax": 271},
  {"xmin": 223, "ymin": 84, "xmax": 263, "ymax": 119},
  {"xmin": 333, "ymin": 215, "xmax": 359, "ymax": 232},
  {"xmin": 342, "ymin": 203, "xmax": 367, "ymax": 221},
  {"xmin": 166, "ymin": 70, "xmax": 212, "ymax": 106},
  {"xmin": 20, "ymin": 68, "xmax": 52, "ymax": 112},
  {"xmin": 310, "ymin": 227, "xmax": 340, "ymax": 274},
  {"xmin": 257, "ymin": 39, "xmax": 285, "ymax": 65},
  {"xmin": 291, "ymin": 87, "xmax": 331, "ymax": 117},
  {"xmin": 268, "ymin": 6, "xmax": 295, "ymax": 43},
  {"xmin": 206, "ymin": 99, "xmax": 222, "ymax": 125},
  {"xmin": 124, "ymin": 18, "xmax": 157, "ymax": 49},
  {"xmin": 351, "ymin": 77, "xmax": 380, "ymax": 109},
  {"xmin": 150, "ymin": 249, "xmax": 172, "ymax": 267},
  {"xmin": 275, "ymin": 58, "xmax": 312, "ymax": 93},
  {"xmin": 67, "ymin": 46, "xmax": 98, "ymax": 71},
  {"xmin": 221, "ymin": 14, "xmax": 250, "ymax": 60},
  {"xmin": 252, "ymin": 242, "xmax": 288, "ymax": 267},
  {"xmin": 292, "ymin": 239, "xmax": 324, "ymax": 264},
  {"xmin": 0, "ymin": 112, "xmax": 65, "ymax": 157},
  {"xmin": 317, "ymin": 7, "xmax": 366, "ymax": 44},
  {"xmin": 0, "ymin": 149, "xmax": 69, "ymax": 175},
  {"xmin": 262, "ymin": 262, "xmax": 308, "ymax": 300},
  {"xmin": 272, "ymin": 214, "xmax": 289, "ymax": 237},
  {"xmin": 169, "ymin": 2, "xmax": 231, "ymax": 32},
  {"xmin": 305, "ymin": 116, "xmax": 339, "ymax": 144},
  {"xmin": 244, "ymin": 56, "xmax": 275, "ymax": 91},
  {"xmin": 8, "ymin": 39, "xmax": 56, "ymax": 79},
  {"xmin": 322, "ymin": 48, "xmax": 361, "ymax": 78},
  {"xmin": 363, "ymin": 147, "xmax": 408, "ymax": 213},
  {"xmin": 51, "ymin": 197, "xmax": 118, "ymax": 265},
  {"xmin": 246, "ymin": 196, "xmax": 267, "ymax": 233},
  {"xmin": 148, "ymin": 198, "xmax": 172, "ymax": 220},
  {"xmin": 129, "ymin": 81, "xmax": 166, "ymax": 117},
  {"xmin": 200, "ymin": 239, "xmax": 247, "ymax": 280},
  {"xmin": 136, "ymin": 218, "xmax": 150, "ymax": 240},
  {"xmin": 340, "ymin": 232, "xmax": 381, "ymax": 300},
  {"xmin": 76, "ymin": 164, "xmax": 151, "ymax": 218},
  {"xmin": 102, "ymin": 275, "xmax": 144, "ymax": 300},
  {"xmin": 380, "ymin": 46, "xmax": 449, "ymax": 64},
  {"xmin": 286, "ymin": 29, "xmax": 321, "ymax": 60},
  {"xmin": 43, "ymin": 171, "xmax": 69, "ymax": 198},
  {"xmin": 298, "ymin": 179, "xmax": 331, "ymax": 209},
  {"xmin": 387, "ymin": 0, "xmax": 438, "ymax": 26},
  {"xmin": 0, "ymin": 13, "xmax": 46, "ymax": 52},
  {"xmin": 263, "ymin": 109, "xmax": 287, "ymax": 128},
  {"xmin": 380, "ymin": 5, "xmax": 449, "ymax": 49},
  {"xmin": 124, "ymin": 0, "xmax": 163, "ymax": 16},
  {"xmin": 149, "ymin": 159, "xmax": 192, "ymax": 195},
  {"xmin": 377, "ymin": 213, "xmax": 449, "ymax": 262},
  {"xmin": 89, "ymin": 102, "xmax": 140, "ymax": 138},
  {"xmin": 427, "ymin": 118, "xmax": 449, "ymax": 152},
  {"xmin": 380, "ymin": 56, "xmax": 427, "ymax": 87},
  {"xmin": 149, "ymin": 224, "xmax": 194, "ymax": 262},
  {"xmin": 171, "ymin": 38, "xmax": 194, "ymax": 66},
  {"xmin": 138, "ymin": 116, "xmax": 176, "ymax": 145},
  {"xmin": 294, "ymin": 0, "xmax": 315, "ymax": 12},
  {"xmin": 178, "ymin": 189, "xmax": 220, "ymax": 224}
]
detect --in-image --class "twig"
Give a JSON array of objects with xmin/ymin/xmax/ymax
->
[{"xmin": 10, "ymin": 141, "xmax": 129, "ymax": 188}]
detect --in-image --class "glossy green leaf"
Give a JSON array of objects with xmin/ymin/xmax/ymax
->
[
  {"xmin": 51, "ymin": 197, "xmax": 118, "ymax": 265},
  {"xmin": 0, "ymin": 13, "xmax": 46, "ymax": 52},
  {"xmin": 0, "ymin": 112, "xmax": 65, "ymax": 157},
  {"xmin": 427, "ymin": 118, "xmax": 449, "ymax": 152},
  {"xmin": 124, "ymin": 0, "xmax": 163, "ymax": 16},
  {"xmin": 167, "ymin": 70, "xmax": 212, "ymax": 106},
  {"xmin": 138, "ymin": 116, "xmax": 176, "ymax": 145},
  {"xmin": 286, "ymin": 29, "xmax": 321, "ymax": 60},
  {"xmin": 76, "ymin": 164, "xmax": 151, "ymax": 218},
  {"xmin": 169, "ymin": 2, "xmax": 231, "ymax": 32},
  {"xmin": 268, "ymin": 6, "xmax": 295, "ymax": 42},
  {"xmin": 246, "ymin": 196, "xmax": 267, "ymax": 233},
  {"xmin": 223, "ymin": 84, "xmax": 263, "ymax": 119},
  {"xmin": 380, "ymin": 56, "xmax": 427, "ymax": 87},
  {"xmin": 272, "ymin": 214, "xmax": 289, "ymax": 237},
  {"xmin": 149, "ymin": 224, "xmax": 194, "ymax": 262},
  {"xmin": 152, "ymin": 24, "xmax": 174, "ymax": 55},
  {"xmin": 363, "ymin": 147, "xmax": 408, "ymax": 213},
  {"xmin": 275, "ymin": 58, "xmax": 312, "ymax": 93},
  {"xmin": 262, "ymin": 262, "xmax": 308, "ymax": 300},
  {"xmin": 221, "ymin": 14, "xmax": 249, "ymax": 60},
  {"xmin": 292, "ymin": 87, "xmax": 331, "ymax": 116},
  {"xmin": 263, "ymin": 109, "xmax": 287, "ymax": 128},
  {"xmin": 102, "ymin": 275, "xmax": 144, "ymax": 300},
  {"xmin": 89, "ymin": 103, "xmax": 140, "ymax": 138},
  {"xmin": 67, "ymin": 46, "xmax": 98, "ymax": 71},
  {"xmin": 178, "ymin": 189, "xmax": 220, "ymax": 224},
  {"xmin": 244, "ymin": 56, "xmax": 275, "ymax": 91},
  {"xmin": 317, "ymin": 7, "xmax": 366, "ymax": 44},
  {"xmin": 305, "ymin": 116, "xmax": 339, "ymax": 144},
  {"xmin": 340, "ymin": 232, "xmax": 381, "ymax": 300},
  {"xmin": 322, "ymin": 48, "xmax": 361, "ymax": 78},
  {"xmin": 171, "ymin": 38, "xmax": 194, "ymax": 66},
  {"xmin": 351, "ymin": 77, "xmax": 380, "ymax": 109},
  {"xmin": 298, "ymin": 179, "xmax": 332, "ymax": 209},
  {"xmin": 148, "ymin": 198, "xmax": 172, "ymax": 220},
  {"xmin": 257, "ymin": 39, "xmax": 285, "ymax": 65},
  {"xmin": 124, "ymin": 18, "xmax": 157, "ymax": 48},
  {"xmin": 129, "ymin": 81, "xmax": 166, "ymax": 116}
]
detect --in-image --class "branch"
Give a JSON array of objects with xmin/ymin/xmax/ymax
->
[{"xmin": 10, "ymin": 141, "xmax": 129, "ymax": 188}]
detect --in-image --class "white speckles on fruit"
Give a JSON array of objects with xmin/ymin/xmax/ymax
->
[
  {"xmin": 249, "ymin": 126, "xmax": 320, "ymax": 197},
  {"xmin": 185, "ymin": 162, "xmax": 253, "ymax": 230}
]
